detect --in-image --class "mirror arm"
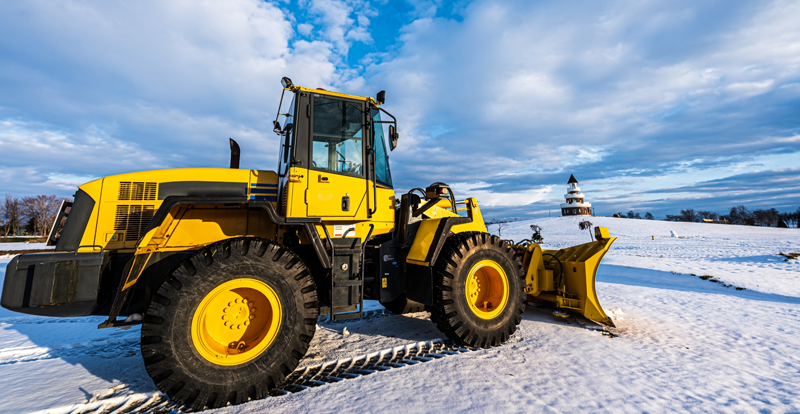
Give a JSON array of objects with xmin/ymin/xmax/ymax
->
[
  {"xmin": 273, "ymin": 88, "xmax": 287, "ymax": 134},
  {"xmin": 375, "ymin": 107, "xmax": 399, "ymax": 150}
]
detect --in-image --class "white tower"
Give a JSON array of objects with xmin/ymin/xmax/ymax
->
[{"xmin": 560, "ymin": 174, "xmax": 592, "ymax": 216}]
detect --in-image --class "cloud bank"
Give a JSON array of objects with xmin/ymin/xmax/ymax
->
[{"xmin": 1, "ymin": 0, "xmax": 798, "ymax": 218}]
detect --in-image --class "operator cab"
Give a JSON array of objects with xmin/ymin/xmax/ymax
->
[{"xmin": 273, "ymin": 77, "xmax": 397, "ymax": 219}]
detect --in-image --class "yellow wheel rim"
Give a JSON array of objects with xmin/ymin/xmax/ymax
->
[
  {"xmin": 464, "ymin": 260, "xmax": 509, "ymax": 320},
  {"xmin": 191, "ymin": 278, "xmax": 282, "ymax": 366}
]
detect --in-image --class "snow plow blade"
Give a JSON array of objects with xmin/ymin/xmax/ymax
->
[{"xmin": 516, "ymin": 226, "xmax": 617, "ymax": 327}]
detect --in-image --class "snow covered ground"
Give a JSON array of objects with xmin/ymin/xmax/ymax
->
[
  {"xmin": 0, "ymin": 242, "xmax": 52, "ymax": 252},
  {"xmin": 1, "ymin": 217, "xmax": 799, "ymax": 413}
]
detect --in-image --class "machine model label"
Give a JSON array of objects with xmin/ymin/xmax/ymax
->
[{"xmin": 333, "ymin": 224, "xmax": 356, "ymax": 238}]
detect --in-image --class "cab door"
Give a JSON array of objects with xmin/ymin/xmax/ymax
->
[{"xmin": 306, "ymin": 94, "xmax": 368, "ymax": 217}]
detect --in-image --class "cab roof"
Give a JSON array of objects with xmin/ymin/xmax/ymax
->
[{"xmin": 288, "ymin": 85, "xmax": 378, "ymax": 105}]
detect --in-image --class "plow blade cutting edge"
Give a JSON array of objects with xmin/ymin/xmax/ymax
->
[{"xmin": 517, "ymin": 227, "xmax": 617, "ymax": 327}]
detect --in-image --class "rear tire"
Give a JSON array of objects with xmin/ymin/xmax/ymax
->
[
  {"xmin": 430, "ymin": 232, "xmax": 525, "ymax": 348},
  {"xmin": 140, "ymin": 238, "xmax": 318, "ymax": 410}
]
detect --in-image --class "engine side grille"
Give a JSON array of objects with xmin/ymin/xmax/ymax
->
[
  {"xmin": 118, "ymin": 182, "xmax": 157, "ymax": 201},
  {"xmin": 114, "ymin": 205, "xmax": 156, "ymax": 241},
  {"xmin": 281, "ymin": 181, "xmax": 289, "ymax": 214}
]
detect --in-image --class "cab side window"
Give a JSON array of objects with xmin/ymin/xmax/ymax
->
[
  {"xmin": 312, "ymin": 96, "xmax": 364, "ymax": 175},
  {"xmin": 371, "ymin": 109, "xmax": 393, "ymax": 187}
]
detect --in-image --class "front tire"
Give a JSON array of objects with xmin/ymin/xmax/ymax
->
[
  {"xmin": 430, "ymin": 232, "xmax": 525, "ymax": 348},
  {"xmin": 141, "ymin": 238, "xmax": 318, "ymax": 410}
]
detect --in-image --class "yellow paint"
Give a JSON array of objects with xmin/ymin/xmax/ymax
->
[
  {"xmin": 289, "ymin": 85, "xmax": 378, "ymax": 105},
  {"xmin": 406, "ymin": 258, "xmax": 428, "ymax": 267},
  {"xmin": 75, "ymin": 177, "xmax": 105, "ymax": 251},
  {"xmin": 451, "ymin": 198, "xmax": 487, "ymax": 233},
  {"xmin": 405, "ymin": 198, "xmax": 488, "ymax": 266},
  {"xmin": 464, "ymin": 260, "xmax": 509, "ymax": 320},
  {"xmin": 191, "ymin": 278, "xmax": 282, "ymax": 366},
  {"xmin": 406, "ymin": 219, "xmax": 441, "ymax": 265},
  {"xmin": 122, "ymin": 252, "xmax": 152, "ymax": 290},
  {"xmin": 307, "ymin": 169, "xmax": 367, "ymax": 218},
  {"xmin": 517, "ymin": 229, "xmax": 617, "ymax": 326}
]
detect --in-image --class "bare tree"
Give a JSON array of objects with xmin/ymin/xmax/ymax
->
[
  {"xmin": 578, "ymin": 220, "xmax": 594, "ymax": 241},
  {"xmin": 20, "ymin": 195, "xmax": 62, "ymax": 237},
  {"xmin": 784, "ymin": 209, "xmax": 800, "ymax": 228},
  {"xmin": 0, "ymin": 198, "xmax": 5, "ymax": 236},
  {"xmin": 644, "ymin": 212, "xmax": 654, "ymax": 220},
  {"xmin": 495, "ymin": 222, "xmax": 507, "ymax": 237},
  {"xmin": 728, "ymin": 205, "xmax": 753, "ymax": 225},
  {"xmin": 529, "ymin": 224, "xmax": 543, "ymax": 243},
  {"xmin": 487, "ymin": 219, "xmax": 508, "ymax": 237},
  {"xmin": 679, "ymin": 208, "xmax": 697, "ymax": 222},
  {"xmin": 3, "ymin": 194, "xmax": 21, "ymax": 237}
]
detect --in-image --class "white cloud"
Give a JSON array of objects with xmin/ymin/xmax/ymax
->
[
  {"xmin": 358, "ymin": 0, "xmax": 800, "ymax": 208},
  {"xmin": 299, "ymin": 0, "xmax": 374, "ymax": 56},
  {"xmin": 449, "ymin": 182, "xmax": 554, "ymax": 207},
  {"xmin": 298, "ymin": 23, "xmax": 314, "ymax": 36},
  {"xmin": 0, "ymin": 0, "xmax": 356, "ymax": 195}
]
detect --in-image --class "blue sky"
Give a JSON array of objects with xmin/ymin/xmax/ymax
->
[{"xmin": 1, "ymin": 0, "xmax": 799, "ymax": 219}]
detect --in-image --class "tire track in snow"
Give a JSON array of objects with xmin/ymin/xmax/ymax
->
[
  {"xmin": 0, "ymin": 324, "xmax": 139, "ymax": 366},
  {"xmin": 33, "ymin": 338, "xmax": 486, "ymax": 414}
]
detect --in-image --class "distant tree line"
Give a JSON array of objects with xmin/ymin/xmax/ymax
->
[
  {"xmin": 664, "ymin": 206, "xmax": 800, "ymax": 228},
  {"xmin": 614, "ymin": 211, "xmax": 655, "ymax": 220},
  {"xmin": 1, "ymin": 194, "xmax": 69, "ymax": 237}
]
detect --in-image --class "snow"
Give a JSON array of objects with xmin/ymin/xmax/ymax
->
[
  {"xmin": 1, "ymin": 217, "xmax": 799, "ymax": 413},
  {"xmin": 0, "ymin": 242, "xmax": 52, "ymax": 253}
]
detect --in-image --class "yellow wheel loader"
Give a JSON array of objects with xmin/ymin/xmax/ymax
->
[{"xmin": 1, "ymin": 77, "xmax": 616, "ymax": 410}]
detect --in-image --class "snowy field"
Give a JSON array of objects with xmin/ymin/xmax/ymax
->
[
  {"xmin": 1, "ymin": 217, "xmax": 799, "ymax": 413},
  {"xmin": 0, "ymin": 242, "xmax": 51, "ymax": 252}
]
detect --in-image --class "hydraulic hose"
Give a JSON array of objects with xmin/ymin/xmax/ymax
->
[
  {"xmin": 541, "ymin": 252, "xmax": 564, "ymax": 291},
  {"xmin": 428, "ymin": 182, "xmax": 457, "ymax": 213}
]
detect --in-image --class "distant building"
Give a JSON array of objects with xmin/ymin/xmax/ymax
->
[
  {"xmin": 560, "ymin": 174, "xmax": 592, "ymax": 216},
  {"xmin": 702, "ymin": 218, "xmax": 730, "ymax": 224}
]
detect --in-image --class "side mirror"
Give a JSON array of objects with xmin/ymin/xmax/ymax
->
[
  {"xmin": 283, "ymin": 123, "xmax": 293, "ymax": 134},
  {"xmin": 377, "ymin": 90, "xmax": 386, "ymax": 105},
  {"xmin": 389, "ymin": 125, "xmax": 398, "ymax": 151}
]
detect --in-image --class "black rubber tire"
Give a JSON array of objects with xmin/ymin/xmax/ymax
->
[
  {"xmin": 380, "ymin": 293, "xmax": 426, "ymax": 314},
  {"xmin": 429, "ymin": 232, "xmax": 525, "ymax": 348},
  {"xmin": 140, "ymin": 238, "xmax": 318, "ymax": 410}
]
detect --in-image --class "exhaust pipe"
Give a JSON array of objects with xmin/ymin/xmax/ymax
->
[{"xmin": 229, "ymin": 138, "xmax": 240, "ymax": 169}]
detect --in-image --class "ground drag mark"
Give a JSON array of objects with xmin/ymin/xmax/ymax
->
[{"xmin": 37, "ymin": 338, "xmax": 483, "ymax": 413}]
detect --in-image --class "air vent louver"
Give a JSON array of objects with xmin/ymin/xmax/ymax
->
[
  {"xmin": 114, "ymin": 205, "xmax": 155, "ymax": 241},
  {"xmin": 281, "ymin": 181, "xmax": 289, "ymax": 214},
  {"xmin": 118, "ymin": 182, "xmax": 157, "ymax": 201}
]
